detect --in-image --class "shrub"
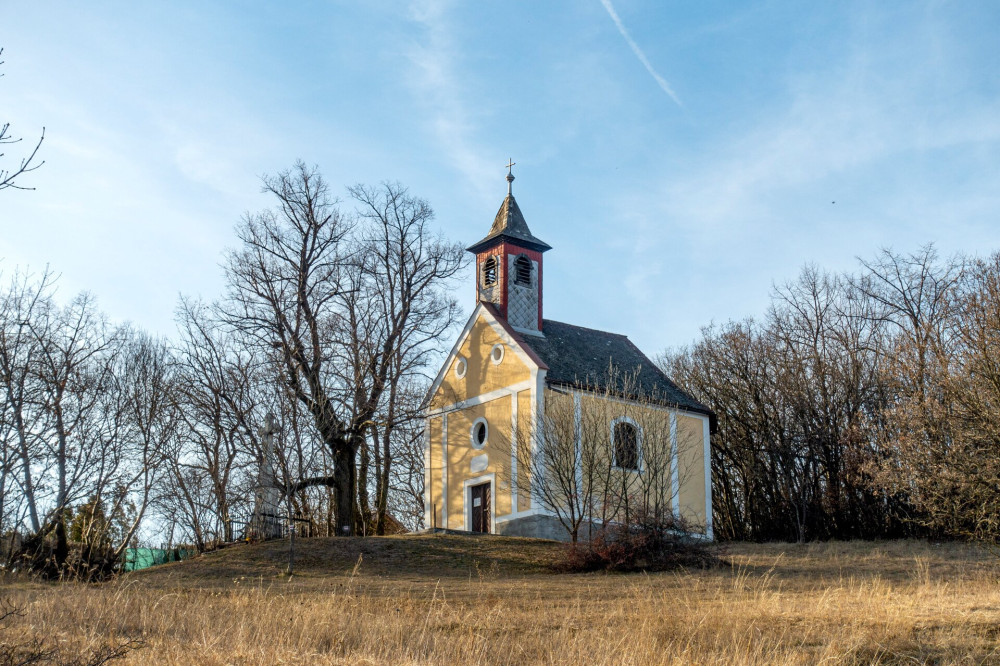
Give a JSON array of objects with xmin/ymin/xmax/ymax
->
[
  {"xmin": 560, "ymin": 510, "xmax": 719, "ymax": 573},
  {"xmin": 7, "ymin": 532, "xmax": 120, "ymax": 582}
]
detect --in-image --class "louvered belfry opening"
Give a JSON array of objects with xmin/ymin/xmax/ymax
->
[
  {"xmin": 482, "ymin": 256, "xmax": 498, "ymax": 287},
  {"xmin": 466, "ymin": 170, "xmax": 551, "ymax": 332},
  {"xmin": 514, "ymin": 255, "xmax": 532, "ymax": 286}
]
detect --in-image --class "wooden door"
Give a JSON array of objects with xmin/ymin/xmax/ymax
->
[{"xmin": 470, "ymin": 482, "xmax": 491, "ymax": 533}]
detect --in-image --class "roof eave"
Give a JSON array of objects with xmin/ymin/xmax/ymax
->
[
  {"xmin": 543, "ymin": 377, "xmax": 718, "ymax": 431},
  {"xmin": 466, "ymin": 234, "xmax": 552, "ymax": 255}
]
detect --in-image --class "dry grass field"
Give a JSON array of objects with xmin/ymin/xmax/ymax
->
[{"xmin": 3, "ymin": 535, "xmax": 1000, "ymax": 665}]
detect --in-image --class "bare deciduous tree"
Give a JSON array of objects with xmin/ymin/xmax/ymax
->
[
  {"xmin": 0, "ymin": 270, "xmax": 177, "ymax": 576},
  {"xmin": 346, "ymin": 182, "xmax": 465, "ymax": 534},
  {"xmin": 170, "ymin": 299, "xmax": 263, "ymax": 546},
  {"xmin": 33, "ymin": 292, "xmax": 117, "ymax": 567},
  {"xmin": 516, "ymin": 367, "xmax": 699, "ymax": 543},
  {"xmin": 222, "ymin": 164, "xmax": 465, "ymax": 536},
  {"xmin": 869, "ymin": 252, "xmax": 1000, "ymax": 540},
  {"xmin": 663, "ymin": 246, "xmax": 969, "ymax": 543},
  {"xmin": 0, "ymin": 269, "xmax": 54, "ymax": 535},
  {"xmin": 221, "ymin": 162, "xmax": 358, "ymax": 533}
]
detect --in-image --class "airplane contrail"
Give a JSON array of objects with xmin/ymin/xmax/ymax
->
[{"xmin": 599, "ymin": 0, "xmax": 682, "ymax": 107}]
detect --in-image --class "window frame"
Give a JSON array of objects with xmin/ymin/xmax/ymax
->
[
  {"xmin": 470, "ymin": 417, "xmax": 489, "ymax": 450},
  {"xmin": 481, "ymin": 256, "xmax": 498, "ymax": 288},
  {"xmin": 513, "ymin": 254, "xmax": 533, "ymax": 286},
  {"xmin": 610, "ymin": 416, "xmax": 643, "ymax": 472}
]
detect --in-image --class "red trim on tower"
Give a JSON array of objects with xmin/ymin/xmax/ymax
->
[
  {"xmin": 475, "ymin": 241, "xmax": 544, "ymax": 330},
  {"xmin": 476, "ymin": 244, "xmax": 507, "ymax": 317}
]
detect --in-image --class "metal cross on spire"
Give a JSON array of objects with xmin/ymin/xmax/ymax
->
[{"xmin": 505, "ymin": 158, "xmax": 516, "ymax": 195}]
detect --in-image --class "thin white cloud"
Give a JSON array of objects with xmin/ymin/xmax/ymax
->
[
  {"xmin": 407, "ymin": 0, "xmax": 495, "ymax": 201},
  {"xmin": 613, "ymin": 70, "xmax": 1000, "ymax": 346},
  {"xmin": 599, "ymin": 0, "xmax": 681, "ymax": 106}
]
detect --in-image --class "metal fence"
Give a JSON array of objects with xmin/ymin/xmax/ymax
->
[{"xmin": 228, "ymin": 512, "xmax": 313, "ymax": 542}]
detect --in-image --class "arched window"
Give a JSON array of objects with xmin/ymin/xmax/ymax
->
[
  {"xmin": 613, "ymin": 420, "xmax": 640, "ymax": 471},
  {"xmin": 482, "ymin": 256, "xmax": 498, "ymax": 287},
  {"xmin": 514, "ymin": 255, "xmax": 532, "ymax": 286}
]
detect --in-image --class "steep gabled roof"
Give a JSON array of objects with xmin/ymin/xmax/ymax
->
[
  {"xmin": 466, "ymin": 195, "xmax": 552, "ymax": 254},
  {"xmin": 422, "ymin": 306, "xmax": 714, "ymax": 428},
  {"xmin": 523, "ymin": 319, "xmax": 714, "ymax": 422}
]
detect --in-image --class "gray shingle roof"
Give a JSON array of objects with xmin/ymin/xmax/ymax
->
[
  {"xmin": 466, "ymin": 195, "xmax": 552, "ymax": 254},
  {"xmin": 523, "ymin": 319, "xmax": 713, "ymax": 419}
]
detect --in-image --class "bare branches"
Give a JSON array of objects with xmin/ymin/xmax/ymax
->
[
  {"xmin": 219, "ymin": 166, "xmax": 466, "ymax": 536},
  {"xmin": 0, "ymin": 269, "xmax": 180, "ymax": 576},
  {"xmin": 516, "ymin": 366, "xmax": 700, "ymax": 542},
  {"xmin": 663, "ymin": 244, "xmax": 989, "ymax": 542},
  {"xmin": 0, "ymin": 48, "xmax": 45, "ymax": 191}
]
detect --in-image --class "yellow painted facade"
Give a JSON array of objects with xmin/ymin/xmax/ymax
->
[
  {"xmin": 444, "ymin": 396, "xmax": 513, "ymax": 528},
  {"xmin": 516, "ymin": 388, "xmax": 533, "ymax": 512},
  {"xmin": 427, "ymin": 416, "xmax": 444, "ymax": 529},
  {"xmin": 571, "ymin": 392, "xmax": 707, "ymax": 528},
  {"xmin": 425, "ymin": 305, "xmax": 712, "ymax": 539},
  {"xmin": 426, "ymin": 312, "xmax": 529, "ymax": 530},
  {"xmin": 429, "ymin": 313, "xmax": 531, "ymax": 411},
  {"xmin": 677, "ymin": 414, "xmax": 707, "ymax": 525}
]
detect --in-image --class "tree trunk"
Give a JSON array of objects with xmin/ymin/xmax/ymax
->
[
  {"xmin": 0, "ymin": 464, "xmax": 6, "ymax": 543},
  {"xmin": 376, "ymin": 424, "xmax": 391, "ymax": 535},
  {"xmin": 54, "ymin": 515, "xmax": 68, "ymax": 568},
  {"xmin": 357, "ymin": 433, "xmax": 371, "ymax": 533},
  {"xmin": 11, "ymin": 406, "xmax": 40, "ymax": 532},
  {"xmin": 333, "ymin": 445, "xmax": 356, "ymax": 536},
  {"xmin": 375, "ymin": 386, "xmax": 396, "ymax": 536},
  {"xmin": 55, "ymin": 414, "xmax": 69, "ymax": 568},
  {"xmin": 370, "ymin": 425, "xmax": 385, "ymax": 536}
]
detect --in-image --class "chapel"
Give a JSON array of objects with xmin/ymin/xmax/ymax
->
[{"xmin": 423, "ymin": 165, "xmax": 714, "ymax": 541}]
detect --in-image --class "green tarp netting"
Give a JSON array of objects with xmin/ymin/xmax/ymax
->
[{"xmin": 124, "ymin": 547, "xmax": 193, "ymax": 572}]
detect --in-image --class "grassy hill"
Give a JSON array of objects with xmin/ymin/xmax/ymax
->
[
  {"xmin": 136, "ymin": 533, "xmax": 564, "ymax": 585},
  {"xmin": 4, "ymin": 536, "xmax": 1000, "ymax": 664}
]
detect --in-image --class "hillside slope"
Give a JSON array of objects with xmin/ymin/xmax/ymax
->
[{"xmin": 133, "ymin": 533, "xmax": 564, "ymax": 585}]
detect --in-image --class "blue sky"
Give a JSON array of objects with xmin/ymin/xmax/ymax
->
[{"xmin": 2, "ymin": 1, "xmax": 999, "ymax": 355}]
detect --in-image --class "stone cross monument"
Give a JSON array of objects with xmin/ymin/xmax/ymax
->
[{"xmin": 251, "ymin": 412, "xmax": 284, "ymax": 538}]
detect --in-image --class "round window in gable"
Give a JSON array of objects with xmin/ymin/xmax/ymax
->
[
  {"xmin": 490, "ymin": 343, "xmax": 505, "ymax": 365},
  {"xmin": 454, "ymin": 356, "xmax": 467, "ymax": 379},
  {"xmin": 470, "ymin": 417, "xmax": 488, "ymax": 449}
]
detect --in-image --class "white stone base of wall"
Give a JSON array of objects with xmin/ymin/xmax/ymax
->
[{"xmin": 495, "ymin": 514, "xmax": 571, "ymax": 542}]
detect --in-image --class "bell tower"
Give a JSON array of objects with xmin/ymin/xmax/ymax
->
[{"xmin": 466, "ymin": 160, "xmax": 551, "ymax": 335}]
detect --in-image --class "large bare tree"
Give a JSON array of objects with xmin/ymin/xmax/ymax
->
[
  {"xmin": 222, "ymin": 163, "xmax": 464, "ymax": 536},
  {"xmin": 0, "ymin": 270, "xmax": 177, "ymax": 576},
  {"xmin": 33, "ymin": 292, "xmax": 119, "ymax": 567},
  {"xmin": 868, "ymin": 252, "xmax": 1000, "ymax": 540},
  {"xmin": 662, "ymin": 246, "xmax": 970, "ymax": 542},
  {"xmin": 346, "ymin": 182, "xmax": 464, "ymax": 534},
  {"xmin": 0, "ymin": 269, "xmax": 54, "ymax": 535},
  {"xmin": 169, "ymin": 298, "xmax": 263, "ymax": 545}
]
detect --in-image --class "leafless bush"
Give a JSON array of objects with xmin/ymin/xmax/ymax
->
[{"xmin": 560, "ymin": 509, "xmax": 718, "ymax": 573}]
